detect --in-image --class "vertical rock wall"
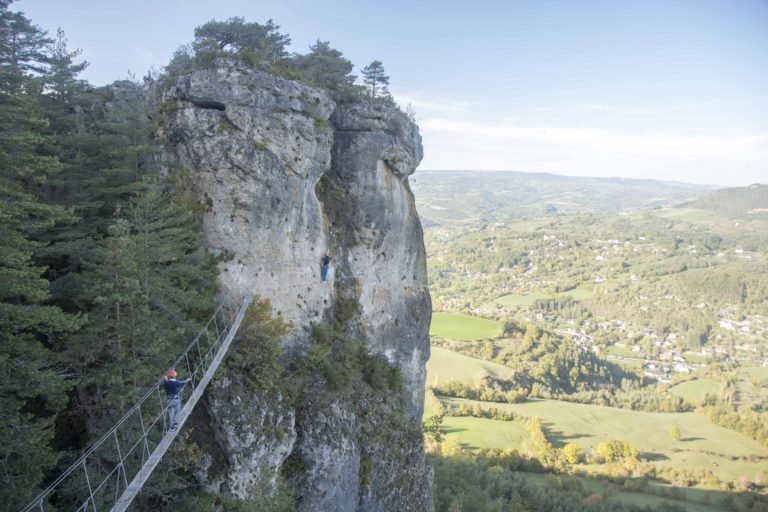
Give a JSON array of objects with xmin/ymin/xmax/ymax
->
[{"xmin": 160, "ymin": 61, "xmax": 431, "ymax": 511}]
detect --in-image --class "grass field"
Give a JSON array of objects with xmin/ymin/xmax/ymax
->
[
  {"xmin": 505, "ymin": 218, "xmax": 551, "ymax": 232},
  {"xmin": 738, "ymin": 365, "xmax": 768, "ymax": 408},
  {"xmin": 426, "ymin": 346, "xmax": 515, "ymax": 386},
  {"xmin": 566, "ymin": 286, "xmax": 594, "ymax": 300},
  {"xmin": 489, "ymin": 291, "xmax": 550, "ymax": 307},
  {"xmin": 683, "ymin": 353, "xmax": 713, "ymax": 364},
  {"xmin": 438, "ymin": 396, "xmax": 768, "ymax": 482},
  {"xmin": 742, "ymin": 366, "xmax": 768, "ymax": 379},
  {"xmin": 654, "ymin": 208, "xmax": 719, "ymax": 223},
  {"xmin": 430, "ymin": 312, "xmax": 500, "ymax": 340},
  {"xmin": 521, "ymin": 473, "xmax": 723, "ymax": 512},
  {"xmin": 604, "ymin": 345, "xmax": 646, "ymax": 359},
  {"xmin": 442, "ymin": 415, "xmax": 528, "ymax": 451},
  {"xmin": 487, "ymin": 286, "xmax": 593, "ymax": 308},
  {"xmin": 669, "ymin": 379, "xmax": 720, "ymax": 403}
]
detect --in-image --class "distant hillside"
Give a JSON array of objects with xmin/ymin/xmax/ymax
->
[
  {"xmin": 687, "ymin": 183, "xmax": 768, "ymax": 219},
  {"xmin": 410, "ymin": 170, "xmax": 715, "ymax": 226}
]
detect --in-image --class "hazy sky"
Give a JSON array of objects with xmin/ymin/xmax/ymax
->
[{"xmin": 18, "ymin": 0, "xmax": 768, "ymax": 186}]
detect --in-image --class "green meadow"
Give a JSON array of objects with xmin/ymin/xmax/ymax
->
[
  {"xmin": 654, "ymin": 208, "xmax": 718, "ymax": 223},
  {"xmin": 438, "ymin": 396, "xmax": 768, "ymax": 483},
  {"xmin": 521, "ymin": 473, "xmax": 722, "ymax": 512},
  {"xmin": 426, "ymin": 346, "xmax": 515, "ymax": 387},
  {"xmin": 442, "ymin": 416, "xmax": 528, "ymax": 451},
  {"xmin": 669, "ymin": 379, "xmax": 720, "ymax": 402},
  {"xmin": 486, "ymin": 286, "xmax": 592, "ymax": 308},
  {"xmin": 430, "ymin": 312, "xmax": 500, "ymax": 340},
  {"xmin": 738, "ymin": 365, "xmax": 768, "ymax": 406},
  {"xmin": 488, "ymin": 291, "xmax": 551, "ymax": 307},
  {"xmin": 604, "ymin": 345, "xmax": 645, "ymax": 359}
]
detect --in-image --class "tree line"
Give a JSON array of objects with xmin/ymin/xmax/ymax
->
[
  {"xmin": 164, "ymin": 17, "xmax": 393, "ymax": 102},
  {"xmin": 0, "ymin": 2, "xmax": 218, "ymax": 507}
]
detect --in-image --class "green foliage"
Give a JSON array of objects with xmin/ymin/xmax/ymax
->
[
  {"xmin": 527, "ymin": 416, "xmax": 554, "ymax": 460},
  {"xmin": 562, "ymin": 443, "xmax": 582, "ymax": 464},
  {"xmin": 3, "ymin": 31, "xmax": 222, "ymax": 504},
  {"xmin": 700, "ymin": 400, "xmax": 768, "ymax": 448},
  {"xmin": 162, "ymin": 17, "xmax": 374, "ymax": 103},
  {"xmin": 0, "ymin": 1, "xmax": 51, "ymax": 92},
  {"xmin": 361, "ymin": 60, "xmax": 390, "ymax": 99},
  {"xmin": 596, "ymin": 440, "xmax": 638, "ymax": 463},
  {"xmin": 293, "ymin": 40, "xmax": 356, "ymax": 95},
  {"xmin": 40, "ymin": 28, "xmax": 88, "ymax": 104},
  {"xmin": 423, "ymin": 414, "xmax": 444, "ymax": 443},
  {"xmin": 218, "ymin": 470, "xmax": 296, "ymax": 512},
  {"xmin": 192, "ymin": 17, "xmax": 290, "ymax": 64},
  {"xmin": 431, "ymin": 380, "xmax": 527, "ymax": 405},
  {"xmin": 689, "ymin": 184, "xmax": 768, "ymax": 219},
  {"xmin": 0, "ymin": 4, "xmax": 83, "ymax": 505},
  {"xmin": 301, "ymin": 324, "xmax": 402, "ymax": 395},
  {"xmin": 669, "ymin": 426, "xmax": 681, "ymax": 441},
  {"xmin": 431, "ymin": 450, "xmax": 679, "ymax": 512},
  {"xmin": 65, "ymin": 177, "xmax": 217, "ymax": 433},
  {"xmin": 305, "ymin": 324, "xmax": 356, "ymax": 392},
  {"xmin": 226, "ymin": 298, "xmax": 289, "ymax": 391}
]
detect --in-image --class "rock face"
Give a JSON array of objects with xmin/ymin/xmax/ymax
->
[{"xmin": 160, "ymin": 61, "xmax": 431, "ymax": 511}]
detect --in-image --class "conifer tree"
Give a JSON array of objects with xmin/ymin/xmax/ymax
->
[
  {"xmin": 0, "ymin": 0, "xmax": 51, "ymax": 92},
  {"xmin": 294, "ymin": 40, "xmax": 356, "ymax": 94},
  {"xmin": 38, "ymin": 27, "xmax": 88, "ymax": 128},
  {"xmin": 191, "ymin": 17, "xmax": 290, "ymax": 64},
  {"xmin": 361, "ymin": 60, "xmax": 390, "ymax": 99},
  {"xmin": 68, "ymin": 178, "xmax": 216, "ymax": 434},
  {"xmin": 0, "ymin": 1, "xmax": 81, "ymax": 506},
  {"xmin": 38, "ymin": 80, "xmax": 149, "ymax": 312}
]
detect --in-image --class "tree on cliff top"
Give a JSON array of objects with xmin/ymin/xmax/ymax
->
[
  {"xmin": 192, "ymin": 17, "xmax": 291, "ymax": 65},
  {"xmin": 293, "ymin": 40, "xmax": 356, "ymax": 93},
  {"xmin": 164, "ymin": 18, "xmax": 399, "ymax": 105},
  {"xmin": 361, "ymin": 60, "xmax": 390, "ymax": 99}
]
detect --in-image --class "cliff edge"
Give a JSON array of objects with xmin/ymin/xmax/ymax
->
[{"xmin": 159, "ymin": 60, "xmax": 431, "ymax": 511}]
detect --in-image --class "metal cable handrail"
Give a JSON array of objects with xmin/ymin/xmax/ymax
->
[{"xmin": 21, "ymin": 295, "xmax": 252, "ymax": 512}]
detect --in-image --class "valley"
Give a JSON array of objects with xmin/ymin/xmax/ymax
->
[{"xmin": 421, "ymin": 177, "xmax": 768, "ymax": 511}]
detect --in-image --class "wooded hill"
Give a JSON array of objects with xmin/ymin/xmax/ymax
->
[
  {"xmin": 687, "ymin": 183, "xmax": 768, "ymax": 219},
  {"xmin": 410, "ymin": 170, "xmax": 715, "ymax": 226}
]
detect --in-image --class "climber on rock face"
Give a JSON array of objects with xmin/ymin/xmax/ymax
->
[{"xmin": 321, "ymin": 251, "xmax": 332, "ymax": 282}]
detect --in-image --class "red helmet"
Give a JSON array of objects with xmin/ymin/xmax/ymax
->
[{"xmin": 167, "ymin": 370, "xmax": 177, "ymax": 378}]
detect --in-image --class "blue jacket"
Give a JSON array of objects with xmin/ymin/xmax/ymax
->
[{"xmin": 164, "ymin": 379, "xmax": 189, "ymax": 397}]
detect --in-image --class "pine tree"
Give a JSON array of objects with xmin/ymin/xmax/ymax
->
[
  {"xmin": 191, "ymin": 17, "xmax": 290, "ymax": 64},
  {"xmin": 67, "ymin": 178, "xmax": 216, "ymax": 435},
  {"xmin": 294, "ymin": 40, "xmax": 356, "ymax": 94},
  {"xmin": 38, "ymin": 80, "xmax": 148, "ymax": 313},
  {"xmin": 37, "ymin": 26, "xmax": 88, "ymax": 139},
  {"xmin": 0, "ymin": 0, "xmax": 51, "ymax": 93},
  {"xmin": 0, "ymin": 2, "xmax": 81, "ymax": 506},
  {"xmin": 361, "ymin": 60, "xmax": 390, "ymax": 99}
]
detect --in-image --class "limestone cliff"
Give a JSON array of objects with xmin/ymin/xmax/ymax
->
[{"xmin": 159, "ymin": 60, "xmax": 431, "ymax": 510}]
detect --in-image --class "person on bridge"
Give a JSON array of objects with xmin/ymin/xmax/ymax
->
[
  {"xmin": 321, "ymin": 251, "xmax": 332, "ymax": 282},
  {"xmin": 163, "ymin": 370, "xmax": 191, "ymax": 431}
]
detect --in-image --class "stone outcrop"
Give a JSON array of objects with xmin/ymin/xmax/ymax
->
[{"xmin": 159, "ymin": 60, "xmax": 431, "ymax": 511}]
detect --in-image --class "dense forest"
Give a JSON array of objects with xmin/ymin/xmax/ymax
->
[{"xmin": 0, "ymin": 2, "xmax": 223, "ymax": 508}]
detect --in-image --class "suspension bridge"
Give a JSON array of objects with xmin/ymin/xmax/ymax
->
[{"xmin": 21, "ymin": 294, "xmax": 253, "ymax": 512}]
